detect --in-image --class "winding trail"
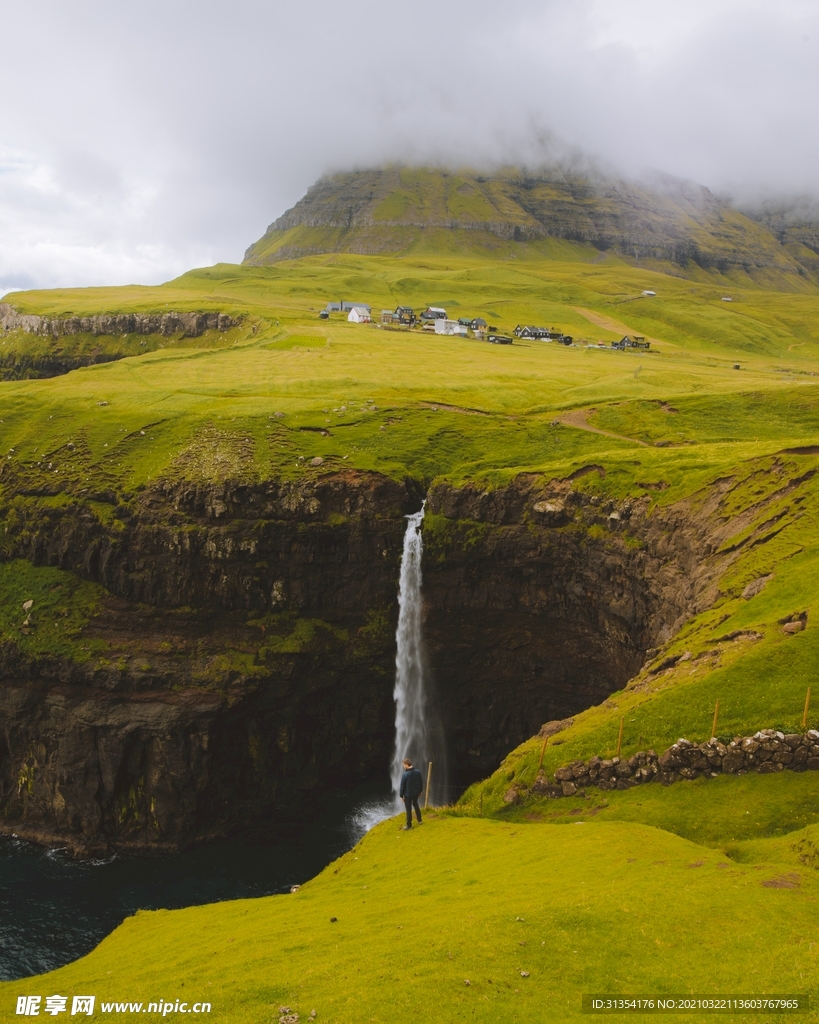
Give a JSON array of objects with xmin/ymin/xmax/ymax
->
[{"xmin": 556, "ymin": 408, "xmax": 652, "ymax": 447}]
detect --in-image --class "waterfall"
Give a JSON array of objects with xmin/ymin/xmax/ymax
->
[{"xmin": 391, "ymin": 502, "xmax": 446, "ymax": 807}]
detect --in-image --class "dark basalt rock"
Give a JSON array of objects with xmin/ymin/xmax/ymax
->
[{"xmin": 0, "ymin": 469, "xmax": 752, "ymax": 854}]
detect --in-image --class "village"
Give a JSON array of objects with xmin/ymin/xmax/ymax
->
[{"xmin": 319, "ymin": 300, "xmax": 651, "ymax": 350}]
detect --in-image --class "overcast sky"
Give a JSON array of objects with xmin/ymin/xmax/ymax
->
[{"xmin": 1, "ymin": 0, "xmax": 817, "ymax": 293}]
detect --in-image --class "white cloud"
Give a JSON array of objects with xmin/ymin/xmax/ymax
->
[{"xmin": 0, "ymin": 0, "xmax": 817, "ymax": 291}]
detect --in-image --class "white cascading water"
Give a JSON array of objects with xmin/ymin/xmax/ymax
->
[{"xmin": 391, "ymin": 502, "xmax": 441, "ymax": 807}]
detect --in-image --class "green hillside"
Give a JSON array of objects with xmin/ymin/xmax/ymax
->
[
  {"xmin": 3, "ymin": 186, "xmax": 819, "ymax": 1020},
  {"xmin": 2, "ymin": 816, "xmax": 816, "ymax": 1023}
]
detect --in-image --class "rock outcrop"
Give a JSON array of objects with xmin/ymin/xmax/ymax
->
[
  {"xmin": 0, "ymin": 304, "xmax": 239, "ymax": 339},
  {"xmin": 0, "ymin": 472, "xmax": 416, "ymax": 855},
  {"xmin": 0, "ymin": 464, "xmax": 787, "ymax": 854}
]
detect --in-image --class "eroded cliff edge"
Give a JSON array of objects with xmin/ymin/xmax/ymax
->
[{"xmin": 0, "ymin": 467, "xmax": 746, "ymax": 855}]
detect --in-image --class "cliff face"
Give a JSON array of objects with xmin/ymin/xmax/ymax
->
[
  {"xmin": 244, "ymin": 167, "xmax": 812, "ymax": 280},
  {"xmin": 0, "ymin": 469, "xmax": 731, "ymax": 855},
  {"xmin": 0, "ymin": 305, "xmax": 239, "ymax": 340},
  {"xmin": 0, "ymin": 305, "xmax": 242, "ymax": 381}
]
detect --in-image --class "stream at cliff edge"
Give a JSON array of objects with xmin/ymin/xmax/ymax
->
[{"xmin": 0, "ymin": 783, "xmax": 394, "ymax": 980}]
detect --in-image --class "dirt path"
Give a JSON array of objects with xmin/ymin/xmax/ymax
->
[
  {"xmin": 556, "ymin": 408, "xmax": 652, "ymax": 447},
  {"xmin": 573, "ymin": 306, "xmax": 662, "ymax": 347}
]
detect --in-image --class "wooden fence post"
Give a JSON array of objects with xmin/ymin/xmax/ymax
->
[
  {"xmin": 425, "ymin": 761, "xmax": 433, "ymax": 810},
  {"xmin": 537, "ymin": 736, "xmax": 549, "ymax": 772},
  {"xmin": 803, "ymin": 687, "xmax": 812, "ymax": 730},
  {"xmin": 616, "ymin": 717, "xmax": 624, "ymax": 757},
  {"xmin": 711, "ymin": 699, "xmax": 720, "ymax": 739}
]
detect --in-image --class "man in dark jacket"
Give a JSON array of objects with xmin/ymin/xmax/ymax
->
[{"xmin": 399, "ymin": 758, "xmax": 423, "ymax": 829}]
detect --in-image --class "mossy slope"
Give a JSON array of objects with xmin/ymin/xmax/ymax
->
[{"xmin": 1, "ymin": 816, "xmax": 816, "ymax": 1023}]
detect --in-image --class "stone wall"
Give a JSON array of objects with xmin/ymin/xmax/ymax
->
[{"xmin": 513, "ymin": 729, "xmax": 819, "ymax": 801}]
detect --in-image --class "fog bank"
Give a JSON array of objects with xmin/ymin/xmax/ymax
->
[{"xmin": 1, "ymin": 0, "xmax": 817, "ymax": 291}]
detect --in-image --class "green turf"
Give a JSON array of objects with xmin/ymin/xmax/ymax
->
[
  {"xmin": 0, "ymin": 559, "xmax": 105, "ymax": 662},
  {"xmin": 2, "ymin": 253, "xmax": 819, "ymax": 497},
  {"xmin": 2, "ymin": 816, "xmax": 816, "ymax": 1023}
]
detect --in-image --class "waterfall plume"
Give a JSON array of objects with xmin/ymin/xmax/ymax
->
[{"xmin": 391, "ymin": 503, "xmax": 446, "ymax": 807}]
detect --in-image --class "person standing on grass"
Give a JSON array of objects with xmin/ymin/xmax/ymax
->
[{"xmin": 399, "ymin": 758, "xmax": 423, "ymax": 830}]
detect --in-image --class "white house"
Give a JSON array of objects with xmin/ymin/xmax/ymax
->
[
  {"xmin": 641, "ymin": 290, "xmax": 656, "ymax": 297},
  {"xmin": 348, "ymin": 306, "xmax": 372, "ymax": 323},
  {"xmin": 434, "ymin": 319, "xmax": 468, "ymax": 337}
]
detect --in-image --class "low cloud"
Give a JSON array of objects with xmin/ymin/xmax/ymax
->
[{"xmin": 1, "ymin": 0, "xmax": 817, "ymax": 290}]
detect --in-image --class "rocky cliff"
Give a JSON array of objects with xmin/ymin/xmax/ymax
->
[
  {"xmin": 0, "ymin": 305, "xmax": 242, "ymax": 382},
  {"xmin": 0, "ymin": 466, "xmax": 741, "ymax": 855},
  {"xmin": 244, "ymin": 166, "xmax": 813, "ymax": 280},
  {"xmin": 0, "ymin": 305, "xmax": 239, "ymax": 339}
]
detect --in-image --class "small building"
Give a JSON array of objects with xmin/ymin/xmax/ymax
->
[
  {"xmin": 381, "ymin": 309, "xmax": 394, "ymax": 325},
  {"xmin": 487, "ymin": 334, "xmax": 513, "ymax": 345},
  {"xmin": 470, "ymin": 318, "xmax": 487, "ymax": 330},
  {"xmin": 612, "ymin": 335, "xmax": 650, "ymax": 350},
  {"xmin": 434, "ymin": 319, "xmax": 468, "ymax": 337},
  {"xmin": 348, "ymin": 306, "xmax": 371, "ymax": 323},
  {"xmin": 326, "ymin": 300, "xmax": 371, "ymax": 313},
  {"xmin": 514, "ymin": 325, "xmax": 552, "ymax": 340},
  {"xmin": 393, "ymin": 306, "xmax": 416, "ymax": 326},
  {"xmin": 641, "ymin": 290, "xmax": 656, "ymax": 297},
  {"xmin": 420, "ymin": 306, "xmax": 447, "ymax": 321}
]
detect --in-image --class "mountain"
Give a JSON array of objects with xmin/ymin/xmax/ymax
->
[
  {"xmin": 743, "ymin": 197, "xmax": 819, "ymax": 276},
  {"xmin": 244, "ymin": 166, "xmax": 816, "ymax": 283}
]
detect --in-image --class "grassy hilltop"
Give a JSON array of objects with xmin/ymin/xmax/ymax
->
[{"xmin": 2, "ymin": 169, "xmax": 819, "ymax": 1020}]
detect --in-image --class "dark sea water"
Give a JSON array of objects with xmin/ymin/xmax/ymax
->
[{"xmin": 0, "ymin": 785, "xmax": 395, "ymax": 981}]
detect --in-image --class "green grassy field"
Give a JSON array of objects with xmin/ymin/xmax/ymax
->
[
  {"xmin": 2, "ymin": 246, "xmax": 819, "ymax": 1021},
  {"xmin": 2, "ymin": 815, "xmax": 816, "ymax": 1023},
  {"xmin": 2, "ymin": 252, "xmax": 819, "ymax": 496}
]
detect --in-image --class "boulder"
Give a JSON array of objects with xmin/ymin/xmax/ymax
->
[
  {"xmin": 538, "ymin": 716, "xmax": 575, "ymax": 739},
  {"xmin": 658, "ymin": 750, "xmax": 685, "ymax": 770},
  {"xmin": 742, "ymin": 574, "xmax": 773, "ymax": 599},
  {"xmin": 722, "ymin": 750, "xmax": 745, "ymax": 773}
]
